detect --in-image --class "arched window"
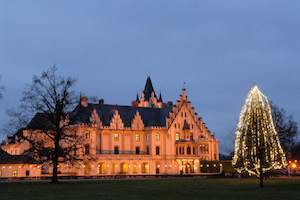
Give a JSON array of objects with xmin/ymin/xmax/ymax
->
[
  {"xmin": 97, "ymin": 163, "xmax": 107, "ymax": 174},
  {"xmin": 141, "ymin": 163, "xmax": 150, "ymax": 173},
  {"xmin": 133, "ymin": 162, "xmax": 137, "ymax": 174},
  {"xmin": 111, "ymin": 163, "xmax": 116, "ymax": 174}
]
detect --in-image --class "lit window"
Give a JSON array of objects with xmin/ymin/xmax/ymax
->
[
  {"xmin": 136, "ymin": 134, "xmax": 140, "ymax": 141},
  {"xmin": 156, "ymin": 133, "xmax": 160, "ymax": 141},
  {"xmin": 146, "ymin": 133, "xmax": 149, "ymax": 141},
  {"xmin": 114, "ymin": 133, "xmax": 119, "ymax": 141},
  {"xmin": 0, "ymin": 170, "xmax": 2, "ymax": 177},
  {"xmin": 85, "ymin": 131, "xmax": 90, "ymax": 139},
  {"xmin": 176, "ymin": 133, "xmax": 180, "ymax": 141},
  {"xmin": 12, "ymin": 170, "xmax": 17, "ymax": 177}
]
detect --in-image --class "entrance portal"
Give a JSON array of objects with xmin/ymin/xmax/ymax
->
[{"xmin": 183, "ymin": 163, "xmax": 192, "ymax": 174}]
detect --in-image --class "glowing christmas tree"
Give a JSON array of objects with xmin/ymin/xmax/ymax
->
[{"xmin": 232, "ymin": 85, "xmax": 287, "ymax": 187}]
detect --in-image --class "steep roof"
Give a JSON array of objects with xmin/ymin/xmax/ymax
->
[
  {"xmin": 0, "ymin": 149, "xmax": 37, "ymax": 164},
  {"xmin": 143, "ymin": 77, "xmax": 157, "ymax": 101},
  {"xmin": 71, "ymin": 103, "xmax": 172, "ymax": 127},
  {"xmin": 26, "ymin": 113, "xmax": 56, "ymax": 130}
]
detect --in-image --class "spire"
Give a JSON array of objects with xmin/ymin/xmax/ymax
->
[
  {"xmin": 136, "ymin": 93, "xmax": 139, "ymax": 102},
  {"xmin": 158, "ymin": 92, "xmax": 162, "ymax": 102},
  {"xmin": 143, "ymin": 77, "xmax": 157, "ymax": 101}
]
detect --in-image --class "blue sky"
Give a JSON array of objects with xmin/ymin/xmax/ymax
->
[{"xmin": 0, "ymin": 0, "xmax": 299, "ymax": 154}]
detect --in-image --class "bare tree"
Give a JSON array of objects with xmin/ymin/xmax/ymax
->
[
  {"xmin": 20, "ymin": 65, "xmax": 84, "ymax": 183},
  {"xmin": 2, "ymin": 108, "xmax": 31, "ymax": 137},
  {"xmin": 270, "ymin": 101, "xmax": 298, "ymax": 154}
]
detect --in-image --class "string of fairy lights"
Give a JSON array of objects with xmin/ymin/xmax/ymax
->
[{"xmin": 232, "ymin": 85, "xmax": 287, "ymax": 177}]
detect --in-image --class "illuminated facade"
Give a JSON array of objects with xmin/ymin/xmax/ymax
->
[{"xmin": 1, "ymin": 77, "xmax": 219, "ymax": 177}]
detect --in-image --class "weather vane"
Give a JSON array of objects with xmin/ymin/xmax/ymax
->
[{"xmin": 183, "ymin": 82, "xmax": 186, "ymax": 89}]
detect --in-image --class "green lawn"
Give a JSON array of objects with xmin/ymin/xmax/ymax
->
[{"xmin": 0, "ymin": 178, "xmax": 299, "ymax": 200}]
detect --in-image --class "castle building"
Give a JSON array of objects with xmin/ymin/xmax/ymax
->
[{"xmin": 1, "ymin": 77, "xmax": 219, "ymax": 178}]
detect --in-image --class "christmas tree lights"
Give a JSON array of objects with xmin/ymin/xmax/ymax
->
[{"xmin": 232, "ymin": 86, "xmax": 287, "ymax": 181}]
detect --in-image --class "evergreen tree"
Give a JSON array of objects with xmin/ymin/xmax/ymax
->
[{"xmin": 232, "ymin": 86, "xmax": 287, "ymax": 187}]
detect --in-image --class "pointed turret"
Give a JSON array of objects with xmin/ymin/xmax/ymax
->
[
  {"xmin": 136, "ymin": 93, "xmax": 139, "ymax": 102},
  {"xmin": 158, "ymin": 92, "xmax": 162, "ymax": 102},
  {"xmin": 143, "ymin": 77, "xmax": 157, "ymax": 101}
]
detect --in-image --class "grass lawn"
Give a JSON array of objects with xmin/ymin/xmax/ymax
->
[{"xmin": 0, "ymin": 178, "xmax": 300, "ymax": 200}]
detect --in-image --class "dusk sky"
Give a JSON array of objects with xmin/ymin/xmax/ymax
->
[{"xmin": 0, "ymin": 0, "xmax": 299, "ymax": 154}]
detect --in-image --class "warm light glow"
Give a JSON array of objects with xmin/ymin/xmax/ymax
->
[
  {"xmin": 295, "ymin": 160, "xmax": 298, "ymax": 163},
  {"xmin": 158, "ymin": 165, "xmax": 160, "ymax": 168},
  {"xmin": 207, "ymin": 164, "xmax": 209, "ymax": 167},
  {"xmin": 232, "ymin": 85, "xmax": 287, "ymax": 177},
  {"xmin": 19, "ymin": 166, "xmax": 21, "ymax": 168},
  {"xmin": 292, "ymin": 164, "xmax": 297, "ymax": 168},
  {"xmin": 194, "ymin": 167, "xmax": 197, "ymax": 170},
  {"xmin": 170, "ymin": 165, "xmax": 172, "ymax": 167},
  {"xmin": 2, "ymin": 166, "xmax": 5, "ymax": 169},
  {"xmin": 200, "ymin": 165, "xmax": 203, "ymax": 167},
  {"xmin": 213, "ymin": 164, "xmax": 216, "ymax": 167},
  {"xmin": 9, "ymin": 166, "xmax": 11, "ymax": 168},
  {"xmin": 107, "ymin": 165, "xmax": 109, "ymax": 167},
  {"xmin": 30, "ymin": 165, "xmax": 32, "ymax": 168},
  {"xmin": 92, "ymin": 165, "xmax": 94, "ymax": 167},
  {"xmin": 220, "ymin": 164, "xmax": 223, "ymax": 167},
  {"xmin": 175, "ymin": 165, "xmax": 177, "ymax": 167}
]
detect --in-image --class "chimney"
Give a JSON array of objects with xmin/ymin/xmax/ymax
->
[{"xmin": 81, "ymin": 97, "xmax": 88, "ymax": 107}]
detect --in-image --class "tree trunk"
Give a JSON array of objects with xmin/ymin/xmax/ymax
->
[
  {"xmin": 52, "ymin": 156, "xmax": 58, "ymax": 183},
  {"xmin": 259, "ymin": 169, "xmax": 264, "ymax": 188},
  {"xmin": 259, "ymin": 148, "xmax": 264, "ymax": 188},
  {"xmin": 52, "ymin": 131, "xmax": 60, "ymax": 183}
]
